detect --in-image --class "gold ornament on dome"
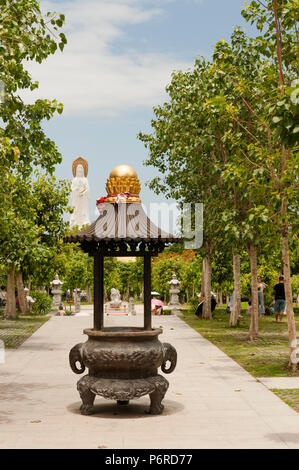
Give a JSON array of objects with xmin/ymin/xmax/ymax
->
[
  {"xmin": 72, "ymin": 157, "xmax": 88, "ymax": 177},
  {"xmin": 105, "ymin": 164, "xmax": 141, "ymax": 203}
]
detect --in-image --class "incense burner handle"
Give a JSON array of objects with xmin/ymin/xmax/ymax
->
[
  {"xmin": 69, "ymin": 343, "xmax": 85, "ymax": 374},
  {"xmin": 161, "ymin": 343, "xmax": 177, "ymax": 374}
]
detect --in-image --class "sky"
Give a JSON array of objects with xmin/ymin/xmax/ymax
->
[{"xmin": 25, "ymin": 0, "xmax": 255, "ymax": 226}]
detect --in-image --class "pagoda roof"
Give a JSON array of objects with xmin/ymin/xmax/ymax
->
[{"xmin": 64, "ymin": 203, "xmax": 182, "ymax": 255}]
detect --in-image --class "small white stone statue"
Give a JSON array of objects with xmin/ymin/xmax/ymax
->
[
  {"xmin": 168, "ymin": 273, "xmax": 182, "ymax": 310},
  {"xmin": 109, "ymin": 288, "xmax": 122, "ymax": 307},
  {"xmin": 74, "ymin": 288, "xmax": 81, "ymax": 313},
  {"xmin": 51, "ymin": 274, "xmax": 63, "ymax": 308},
  {"xmin": 70, "ymin": 160, "xmax": 90, "ymax": 229},
  {"xmin": 24, "ymin": 287, "xmax": 35, "ymax": 312},
  {"xmin": 128, "ymin": 297, "xmax": 136, "ymax": 316}
]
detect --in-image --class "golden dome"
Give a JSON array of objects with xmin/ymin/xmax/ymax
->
[
  {"xmin": 106, "ymin": 165, "xmax": 141, "ymax": 203},
  {"xmin": 109, "ymin": 165, "xmax": 137, "ymax": 178}
]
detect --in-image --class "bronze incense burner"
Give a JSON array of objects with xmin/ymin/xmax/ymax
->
[{"xmin": 70, "ymin": 327, "xmax": 176, "ymax": 415}]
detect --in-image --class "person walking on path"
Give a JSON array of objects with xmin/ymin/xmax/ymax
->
[
  {"xmin": 257, "ymin": 277, "xmax": 267, "ymax": 317},
  {"xmin": 273, "ymin": 276, "xmax": 286, "ymax": 323}
]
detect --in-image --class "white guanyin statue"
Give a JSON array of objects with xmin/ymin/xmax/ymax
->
[{"xmin": 70, "ymin": 158, "xmax": 90, "ymax": 229}]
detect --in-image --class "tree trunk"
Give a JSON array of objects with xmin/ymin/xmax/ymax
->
[
  {"xmin": 201, "ymin": 260, "xmax": 205, "ymax": 296},
  {"xmin": 248, "ymin": 244, "xmax": 258, "ymax": 340},
  {"xmin": 86, "ymin": 285, "xmax": 92, "ymax": 303},
  {"xmin": 5, "ymin": 265, "xmax": 16, "ymax": 319},
  {"xmin": 202, "ymin": 256, "xmax": 212, "ymax": 319},
  {"xmin": 230, "ymin": 252, "xmax": 241, "ymax": 326},
  {"xmin": 16, "ymin": 270, "xmax": 28, "ymax": 315},
  {"xmin": 282, "ymin": 233, "xmax": 297, "ymax": 371},
  {"xmin": 219, "ymin": 287, "xmax": 223, "ymax": 308},
  {"xmin": 28, "ymin": 274, "xmax": 31, "ymax": 291},
  {"xmin": 126, "ymin": 280, "xmax": 130, "ymax": 301}
]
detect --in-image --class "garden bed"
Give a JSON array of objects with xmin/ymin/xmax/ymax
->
[
  {"xmin": 0, "ymin": 315, "xmax": 49, "ymax": 349},
  {"xmin": 271, "ymin": 389, "xmax": 299, "ymax": 413},
  {"xmin": 181, "ymin": 308, "xmax": 299, "ymax": 377}
]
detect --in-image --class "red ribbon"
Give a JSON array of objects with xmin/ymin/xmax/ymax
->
[
  {"xmin": 96, "ymin": 196, "xmax": 107, "ymax": 212},
  {"xmin": 96, "ymin": 193, "xmax": 139, "ymax": 213}
]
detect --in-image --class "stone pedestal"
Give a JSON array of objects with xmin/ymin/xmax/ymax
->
[
  {"xmin": 51, "ymin": 275, "xmax": 63, "ymax": 308},
  {"xmin": 74, "ymin": 289, "xmax": 81, "ymax": 313},
  {"xmin": 168, "ymin": 273, "xmax": 182, "ymax": 310},
  {"xmin": 128, "ymin": 297, "xmax": 136, "ymax": 315}
]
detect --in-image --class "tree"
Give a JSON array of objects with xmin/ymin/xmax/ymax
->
[
  {"xmin": 62, "ymin": 246, "xmax": 92, "ymax": 293},
  {"xmin": 0, "ymin": 173, "xmax": 70, "ymax": 316},
  {"xmin": 0, "ymin": 0, "xmax": 66, "ymax": 175},
  {"xmin": 139, "ymin": 31, "xmax": 270, "ymax": 326},
  {"xmin": 0, "ymin": 0, "xmax": 68, "ymax": 317},
  {"xmin": 235, "ymin": 0, "xmax": 298, "ymax": 367},
  {"xmin": 139, "ymin": 3, "xmax": 298, "ymax": 365},
  {"xmin": 139, "ymin": 58, "xmax": 236, "ymax": 321},
  {"xmin": 21, "ymin": 175, "xmax": 71, "ymax": 292},
  {"xmin": 152, "ymin": 252, "xmax": 186, "ymax": 302}
]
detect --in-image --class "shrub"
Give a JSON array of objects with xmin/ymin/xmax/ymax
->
[
  {"xmin": 30, "ymin": 291, "xmax": 53, "ymax": 316},
  {"xmin": 162, "ymin": 309, "xmax": 172, "ymax": 315}
]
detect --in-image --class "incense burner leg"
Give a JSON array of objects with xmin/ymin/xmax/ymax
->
[
  {"xmin": 149, "ymin": 376, "xmax": 169, "ymax": 415},
  {"xmin": 77, "ymin": 377, "xmax": 96, "ymax": 415}
]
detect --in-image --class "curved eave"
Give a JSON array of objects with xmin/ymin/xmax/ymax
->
[{"xmin": 63, "ymin": 234, "xmax": 183, "ymax": 244}]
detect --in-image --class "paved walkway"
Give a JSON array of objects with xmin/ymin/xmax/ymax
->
[
  {"xmin": 0, "ymin": 309, "xmax": 299, "ymax": 449},
  {"xmin": 257, "ymin": 377, "xmax": 299, "ymax": 389}
]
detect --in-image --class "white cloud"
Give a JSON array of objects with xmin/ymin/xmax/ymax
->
[{"xmin": 23, "ymin": 0, "xmax": 191, "ymax": 116}]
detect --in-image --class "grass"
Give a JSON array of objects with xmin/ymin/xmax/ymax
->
[
  {"xmin": 162, "ymin": 309, "xmax": 172, "ymax": 315},
  {"xmin": 271, "ymin": 389, "xmax": 299, "ymax": 413},
  {"xmin": 0, "ymin": 314, "xmax": 49, "ymax": 349},
  {"xmin": 181, "ymin": 307, "xmax": 299, "ymax": 377}
]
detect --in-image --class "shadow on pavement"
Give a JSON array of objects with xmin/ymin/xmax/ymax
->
[{"xmin": 266, "ymin": 432, "xmax": 299, "ymax": 445}]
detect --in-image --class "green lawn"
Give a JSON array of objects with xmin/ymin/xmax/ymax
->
[
  {"xmin": 271, "ymin": 389, "xmax": 299, "ymax": 413},
  {"xmin": 0, "ymin": 315, "xmax": 49, "ymax": 349},
  {"xmin": 181, "ymin": 308, "xmax": 299, "ymax": 377}
]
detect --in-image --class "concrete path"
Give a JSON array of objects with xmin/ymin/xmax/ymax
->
[
  {"xmin": 257, "ymin": 377, "xmax": 299, "ymax": 389},
  {"xmin": 0, "ymin": 309, "xmax": 299, "ymax": 449}
]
